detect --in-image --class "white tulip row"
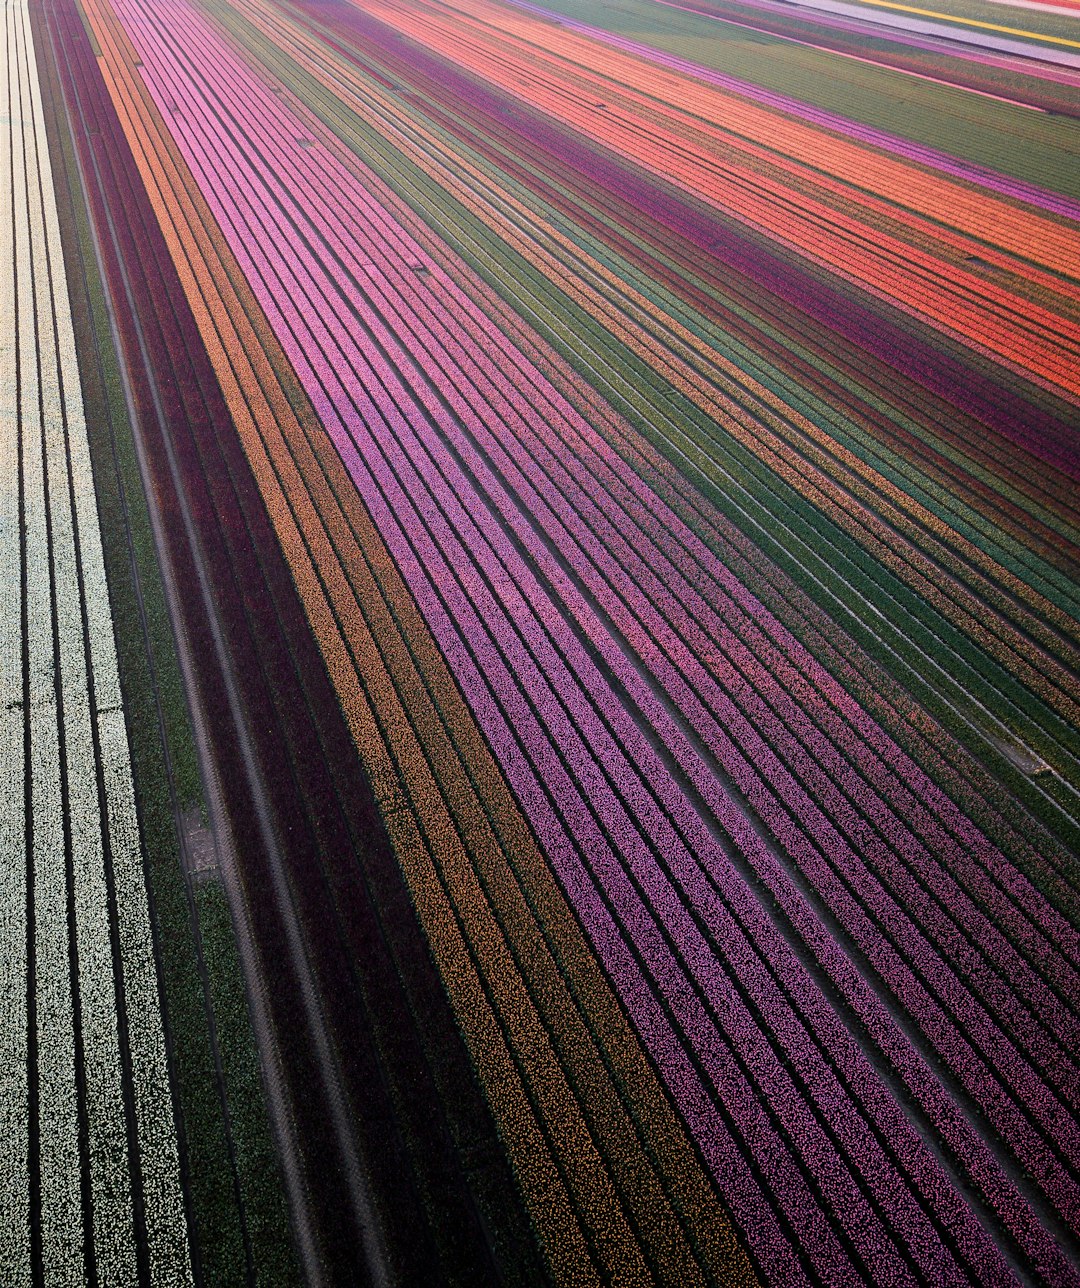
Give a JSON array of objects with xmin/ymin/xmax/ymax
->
[{"xmin": 2, "ymin": 3, "xmax": 191, "ymax": 1283}]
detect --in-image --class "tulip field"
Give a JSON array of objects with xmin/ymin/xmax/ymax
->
[{"xmin": 8, "ymin": 0, "xmax": 1080, "ymax": 1279}]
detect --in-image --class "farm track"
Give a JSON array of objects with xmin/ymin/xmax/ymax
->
[{"xmin": 15, "ymin": 0, "xmax": 1080, "ymax": 1281}]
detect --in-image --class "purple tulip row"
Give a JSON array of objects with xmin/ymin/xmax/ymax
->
[{"xmin": 110, "ymin": 0, "xmax": 1080, "ymax": 1279}]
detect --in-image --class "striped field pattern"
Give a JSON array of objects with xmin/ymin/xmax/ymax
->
[{"xmin": 14, "ymin": 0, "xmax": 1080, "ymax": 1280}]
